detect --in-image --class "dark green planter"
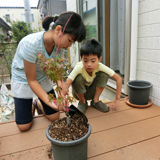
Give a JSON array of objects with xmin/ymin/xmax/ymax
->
[
  {"xmin": 127, "ymin": 80, "xmax": 152, "ymax": 105},
  {"xmin": 46, "ymin": 122, "xmax": 91, "ymax": 160}
]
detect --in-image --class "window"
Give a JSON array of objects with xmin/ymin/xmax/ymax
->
[
  {"xmin": 21, "ymin": 14, "xmax": 25, "ymax": 22},
  {"xmin": 83, "ymin": 0, "xmax": 97, "ymax": 40},
  {"xmin": 21, "ymin": 14, "xmax": 34, "ymax": 22},
  {"xmin": 83, "ymin": 1, "xmax": 88, "ymax": 12},
  {"xmin": 5, "ymin": 14, "xmax": 10, "ymax": 22},
  {"xmin": 31, "ymin": 14, "xmax": 34, "ymax": 22}
]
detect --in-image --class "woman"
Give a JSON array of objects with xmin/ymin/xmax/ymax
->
[{"xmin": 11, "ymin": 11, "xmax": 86, "ymax": 131}]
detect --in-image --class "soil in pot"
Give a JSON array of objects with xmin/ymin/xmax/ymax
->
[
  {"xmin": 46, "ymin": 113, "xmax": 89, "ymax": 159},
  {"xmin": 49, "ymin": 113, "xmax": 88, "ymax": 141}
]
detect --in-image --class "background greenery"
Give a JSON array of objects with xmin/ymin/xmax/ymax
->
[{"xmin": 0, "ymin": 18, "xmax": 41, "ymax": 85}]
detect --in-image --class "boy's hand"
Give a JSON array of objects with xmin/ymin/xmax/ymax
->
[
  {"xmin": 107, "ymin": 98, "xmax": 120, "ymax": 111},
  {"xmin": 63, "ymin": 78, "xmax": 73, "ymax": 95},
  {"xmin": 63, "ymin": 82, "xmax": 69, "ymax": 95}
]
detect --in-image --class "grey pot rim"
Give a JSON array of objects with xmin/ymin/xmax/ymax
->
[
  {"xmin": 127, "ymin": 80, "xmax": 152, "ymax": 89},
  {"xmin": 46, "ymin": 123, "xmax": 91, "ymax": 146}
]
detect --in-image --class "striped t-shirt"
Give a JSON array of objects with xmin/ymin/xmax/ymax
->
[{"xmin": 12, "ymin": 31, "xmax": 63, "ymax": 84}]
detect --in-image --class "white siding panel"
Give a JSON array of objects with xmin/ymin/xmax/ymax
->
[
  {"xmin": 66, "ymin": 0, "xmax": 76, "ymax": 12},
  {"xmin": 137, "ymin": 0, "xmax": 160, "ymax": 108},
  {"xmin": 139, "ymin": 0, "xmax": 160, "ymax": 14}
]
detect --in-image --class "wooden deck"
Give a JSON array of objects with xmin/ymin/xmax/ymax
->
[{"xmin": 1, "ymin": 98, "xmax": 160, "ymax": 160}]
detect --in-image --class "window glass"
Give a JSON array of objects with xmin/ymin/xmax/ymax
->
[
  {"xmin": 83, "ymin": 0, "xmax": 97, "ymax": 40},
  {"xmin": 5, "ymin": 14, "xmax": 10, "ymax": 22},
  {"xmin": 21, "ymin": 14, "xmax": 34, "ymax": 22}
]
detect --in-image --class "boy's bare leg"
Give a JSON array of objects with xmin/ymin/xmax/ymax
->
[
  {"xmin": 91, "ymin": 86, "xmax": 109, "ymax": 112},
  {"xmin": 76, "ymin": 93, "xmax": 88, "ymax": 113},
  {"xmin": 93, "ymin": 87, "xmax": 104, "ymax": 103},
  {"xmin": 76, "ymin": 93, "xmax": 86, "ymax": 103}
]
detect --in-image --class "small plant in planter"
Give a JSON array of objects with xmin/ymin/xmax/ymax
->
[
  {"xmin": 37, "ymin": 51, "xmax": 75, "ymax": 106},
  {"xmin": 38, "ymin": 50, "xmax": 91, "ymax": 160}
]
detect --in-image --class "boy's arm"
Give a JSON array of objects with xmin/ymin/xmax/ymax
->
[
  {"xmin": 63, "ymin": 62, "xmax": 82, "ymax": 95},
  {"xmin": 64, "ymin": 78, "xmax": 73, "ymax": 94},
  {"xmin": 107, "ymin": 72, "xmax": 122, "ymax": 110},
  {"xmin": 112, "ymin": 73, "xmax": 122, "ymax": 100},
  {"xmin": 98, "ymin": 63, "xmax": 115, "ymax": 77}
]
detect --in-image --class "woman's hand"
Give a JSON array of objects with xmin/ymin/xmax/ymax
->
[
  {"xmin": 51, "ymin": 100, "xmax": 65, "ymax": 112},
  {"xmin": 107, "ymin": 98, "xmax": 120, "ymax": 111}
]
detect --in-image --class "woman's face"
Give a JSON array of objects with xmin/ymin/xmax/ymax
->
[
  {"xmin": 54, "ymin": 25, "xmax": 75, "ymax": 49},
  {"xmin": 57, "ymin": 34, "xmax": 75, "ymax": 49}
]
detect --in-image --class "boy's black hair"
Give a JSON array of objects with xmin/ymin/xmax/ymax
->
[
  {"xmin": 80, "ymin": 39, "xmax": 102, "ymax": 59},
  {"xmin": 42, "ymin": 11, "xmax": 86, "ymax": 42}
]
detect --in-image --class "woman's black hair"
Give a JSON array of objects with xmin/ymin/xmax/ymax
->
[
  {"xmin": 42, "ymin": 11, "xmax": 86, "ymax": 42},
  {"xmin": 80, "ymin": 39, "xmax": 102, "ymax": 59}
]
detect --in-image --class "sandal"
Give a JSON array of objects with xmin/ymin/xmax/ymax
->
[
  {"xmin": 91, "ymin": 100, "xmax": 110, "ymax": 112},
  {"xmin": 77, "ymin": 101, "xmax": 88, "ymax": 114},
  {"xmin": 32, "ymin": 98, "xmax": 43, "ymax": 115}
]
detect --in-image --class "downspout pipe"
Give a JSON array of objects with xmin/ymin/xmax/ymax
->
[
  {"xmin": 23, "ymin": 0, "xmax": 33, "ymax": 29},
  {"xmin": 41, "ymin": 0, "xmax": 47, "ymax": 17},
  {"xmin": 129, "ymin": 0, "xmax": 139, "ymax": 81}
]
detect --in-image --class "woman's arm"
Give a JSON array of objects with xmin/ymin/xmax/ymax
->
[{"xmin": 23, "ymin": 59, "xmax": 63, "ymax": 111}]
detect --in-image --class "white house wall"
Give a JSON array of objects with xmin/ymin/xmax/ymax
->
[
  {"xmin": 83, "ymin": 9, "xmax": 96, "ymax": 26},
  {"xmin": 66, "ymin": 0, "xmax": 76, "ymax": 12},
  {"xmin": 0, "ymin": 8, "xmax": 42, "ymax": 31},
  {"xmin": 66, "ymin": 0, "xmax": 80, "ymax": 68},
  {"xmin": 137, "ymin": 0, "xmax": 160, "ymax": 106}
]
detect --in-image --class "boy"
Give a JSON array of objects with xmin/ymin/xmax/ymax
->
[{"xmin": 64, "ymin": 39, "xmax": 122, "ymax": 113}]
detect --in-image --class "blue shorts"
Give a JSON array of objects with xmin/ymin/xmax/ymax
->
[{"xmin": 14, "ymin": 89, "xmax": 58, "ymax": 125}]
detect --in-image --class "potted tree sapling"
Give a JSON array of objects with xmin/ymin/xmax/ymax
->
[{"xmin": 38, "ymin": 48, "xmax": 91, "ymax": 160}]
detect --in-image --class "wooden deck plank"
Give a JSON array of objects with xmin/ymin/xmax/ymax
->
[
  {"xmin": 0, "ymin": 116, "xmax": 50, "ymax": 138},
  {"xmin": 1, "ymin": 110, "xmax": 160, "ymax": 157},
  {"xmin": 0, "ymin": 128, "xmax": 50, "ymax": 156},
  {"xmin": 0, "ymin": 99, "xmax": 131, "ymax": 138},
  {"xmin": 0, "ymin": 99, "xmax": 160, "ymax": 159},
  {"xmin": 1, "ymin": 116, "xmax": 160, "ymax": 158},
  {"xmin": 88, "ymin": 103, "xmax": 160, "ymax": 133},
  {"xmin": 86, "ymin": 99, "xmax": 133, "ymax": 118},
  {"xmin": 88, "ymin": 136, "xmax": 160, "ymax": 160},
  {"xmin": 87, "ymin": 116, "xmax": 160, "ymax": 158},
  {"xmin": 1, "ymin": 135, "xmax": 160, "ymax": 160},
  {"xmin": 0, "ymin": 145, "xmax": 52, "ymax": 160},
  {"xmin": 0, "ymin": 113, "xmax": 66, "ymax": 138}
]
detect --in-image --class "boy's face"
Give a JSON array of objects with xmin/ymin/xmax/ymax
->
[{"xmin": 81, "ymin": 54, "xmax": 102, "ymax": 74}]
